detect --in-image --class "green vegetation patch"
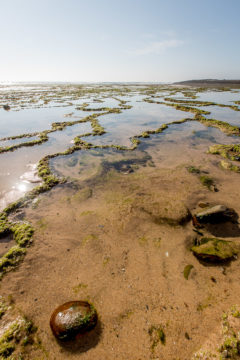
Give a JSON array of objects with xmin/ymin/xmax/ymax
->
[
  {"xmin": 0, "ymin": 215, "xmax": 34, "ymax": 279},
  {"xmin": 196, "ymin": 116, "xmax": 240, "ymax": 135},
  {"xmin": 208, "ymin": 144, "xmax": 240, "ymax": 161},
  {"xmin": 187, "ymin": 166, "xmax": 201, "ymax": 174},
  {"xmin": 220, "ymin": 160, "xmax": 240, "ymax": 173},
  {"xmin": 199, "ymin": 175, "xmax": 215, "ymax": 190},
  {"xmin": 0, "ymin": 296, "xmax": 45, "ymax": 359},
  {"xmin": 183, "ymin": 264, "xmax": 194, "ymax": 279}
]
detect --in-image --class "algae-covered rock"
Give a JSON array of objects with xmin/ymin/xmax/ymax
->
[
  {"xmin": 141, "ymin": 200, "xmax": 191, "ymax": 226},
  {"xmin": 220, "ymin": 159, "xmax": 240, "ymax": 173},
  {"xmin": 50, "ymin": 301, "xmax": 98, "ymax": 342},
  {"xmin": 191, "ymin": 237, "xmax": 238, "ymax": 262}
]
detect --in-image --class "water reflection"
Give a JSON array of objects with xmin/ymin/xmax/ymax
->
[{"xmin": 0, "ymin": 86, "xmax": 240, "ymax": 211}]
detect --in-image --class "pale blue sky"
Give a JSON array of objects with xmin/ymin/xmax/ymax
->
[{"xmin": 0, "ymin": 0, "xmax": 239, "ymax": 82}]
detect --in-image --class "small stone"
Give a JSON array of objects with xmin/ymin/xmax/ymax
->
[
  {"xmin": 3, "ymin": 104, "xmax": 10, "ymax": 111},
  {"xmin": 120, "ymin": 165, "xmax": 133, "ymax": 174},
  {"xmin": 50, "ymin": 301, "xmax": 98, "ymax": 342}
]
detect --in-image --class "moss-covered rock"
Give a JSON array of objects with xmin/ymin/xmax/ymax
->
[
  {"xmin": 220, "ymin": 160, "xmax": 240, "ymax": 173},
  {"xmin": 191, "ymin": 237, "xmax": 238, "ymax": 262}
]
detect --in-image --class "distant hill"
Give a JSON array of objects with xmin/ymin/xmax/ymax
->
[{"xmin": 174, "ymin": 79, "xmax": 240, "ymax": 88}]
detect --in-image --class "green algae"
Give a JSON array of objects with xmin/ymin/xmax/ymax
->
[
  {"xmin": 0, "ymin": 308, "xmax": 40, "ymax": 359},
  {"xmin": 153, "ymin": 237, "xmax": 161, "ymax": 248},
  {"xmin": 148, "ymin": 325, "xmax": 166, "ymax": 351},
  {"xmin": 164, "ymin": 97, "xmax": 216, "ymax": 107},
  {"xmin": 220, "ymin": 160, "xmax": 240, "ymax": 173},
  {"xmin": 164, "ymin": 97, "xmax": 240, "ymax": 111},
  {"xmin": 0, "ymin": 246, "xmax": 26, "ymax": 278},
  {"xmin": 0, "ymin": 217, "xmax": 34, "ymax": 279},
  {"xmin": 71, "ymin": 187, "xmax": 92, "ymax": 202},
  {"xmin": 183, "ymin": 264, "xmax": 194, "ymax": 279},
  {"xmin": 144, "ymin": 97, "xmax": 211, "ymax": 116},
  {"xmin": 0, "ymin": 132, "xmax": 48, "ymax": 154},
  {"xmin": 0, "ymin": 297, "xmax": 8, "ymax": 319},
  {"xmin": 72, "ymin": 283, "xmax": 88, "ymax": 294},
  {"xmin": 187, "ymin": 165, "xmax": 215, "ymax": 191},
  {"xmin": 199, "ymin": 175, "xmax": 215, "ymax": 190},
  {"xmin": 138, "ymin": 236, "xmax": 148, "ymax": 246},
  {"xmin": 187, "ymin": 166, "xmax": 201, "ymax": 174},
  {"xmin": 208, "ymin": 144, "xmax": 240, "ymax": 161},
  {"xmin": 196, "ymin": 116, "xmax": 240, "ymax": 135},
  {"xmin": 81, "ymin": 234, "xmax": 98, "ymax": 247},
  {"xmin": 36, "ymin": 218, "xmax": 48, "ymax": 231},
  {"xmin": 102, "ymin": 256, "xmax": 110, "ymax": 266},
  {"xmin": 217, "ymin": 306, "xmax": 240, "ymax": 359}
]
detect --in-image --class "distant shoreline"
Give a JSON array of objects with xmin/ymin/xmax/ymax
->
[{"xmin": 174, "ymin": 79, "xmax": 240, "ymax": 88}]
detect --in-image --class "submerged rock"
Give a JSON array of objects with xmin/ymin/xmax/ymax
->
[
  {"xmin": 50, "ymin": 301, "xmax": 98, "ymax": 342},
  {"xmin": 196, "ymin": 205, "xmax": 237, "ymax": 223},
  {"xmin": 120, "ymin": 164, "xmax": 133, "ymax": 174},
  {"xmin": 191, "ymin": 237, "xmax": 238, "ymax": 262}
]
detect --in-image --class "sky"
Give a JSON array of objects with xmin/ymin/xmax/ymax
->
[{"xmin": 0, "ymin": 0, "xmax": 240, "ymax": 83}]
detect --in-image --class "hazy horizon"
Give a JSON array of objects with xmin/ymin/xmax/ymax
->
[{"xmin": 0, "ymin": 0, "xmax": 240, "ymax": 83}]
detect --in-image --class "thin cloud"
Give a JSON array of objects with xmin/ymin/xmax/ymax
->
[{"xmin": 129, "ymin": 39, "xmax": 184, "ymax": 56}]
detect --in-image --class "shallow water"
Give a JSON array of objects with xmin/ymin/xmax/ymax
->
[
  {"xmin": 85, "ymin": 100, "xmax": 194, "ymax": 147},
  {"xmin": 0, "ymin": 84, "xmax": 240, "ymax": 210},
  {"xmin": 196, "ymin": 90, "xmax": 240, "ymax": 105},
  {"xmin": 0, "ymin": 106, "xmax": 89, "ymax": 138},
  {"xmin": 52, "ymin": 120, "xmax": 238, "ymax": 182},
  {"xmin": 203, "ymin": 105, "xmax": 240, "ymax": 126},
  {"xmin": 2, "ymin": 83, "xmax": 240, "ymax": 360}
]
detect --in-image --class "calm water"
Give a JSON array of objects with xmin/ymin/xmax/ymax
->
[{"xmin": 0, "ymin": 84, "xmax": 240, "ymax": 211}]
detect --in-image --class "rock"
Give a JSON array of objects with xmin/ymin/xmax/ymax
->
[
  {"xmin": 142, "ymin": 201, "xmax": 191, "ymax": 226},
  {"xmin": 3, "ymin": 105, "xmax": 10, "ymax": 111},
  {"xmin": 191, "ymin": 237, "xmax": 238, "ymax": 262},
  {"xmin": 196, "ymin": 205, "xmax": 237, "ymax": 223},
  {"xmin": 50, "ymin": 301, "xmax": 98, "ymax": 342}
]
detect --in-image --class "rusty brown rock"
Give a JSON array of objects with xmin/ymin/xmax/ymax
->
[{"xmin": 50, "ymin": 301, "xmax": 98, "ymax": 342}]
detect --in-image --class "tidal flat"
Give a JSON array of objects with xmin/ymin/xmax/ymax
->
[{"xmin": 0, "ymin": 83, "xmax": 240, "ymax": 359}]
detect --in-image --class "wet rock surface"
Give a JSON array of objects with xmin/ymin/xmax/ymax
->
[
  {"xmin": 196, "ymin": 205, "xmax": 238, "ymax": 224},
  {"xmin": 191, "ymin": 237, "xmax": 238, "ymax": 262},
  {"xmin": 50, "ymin": 301, "xmax": 98, "ymax": 342}
]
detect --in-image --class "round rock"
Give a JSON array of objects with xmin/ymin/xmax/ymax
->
[{"xmin": 50, "ymin": 301, "xmax": 98, "ymax": 341}]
